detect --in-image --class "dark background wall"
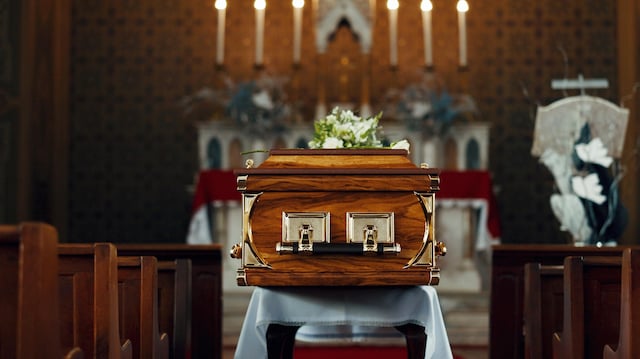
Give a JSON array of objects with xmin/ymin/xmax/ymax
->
[{"xmin": 2, "ymin": 0, "xmax": 639, "ymax": 245}]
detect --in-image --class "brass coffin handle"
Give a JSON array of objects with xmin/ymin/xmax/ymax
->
[
  {"xmin": 275, "ymin": 219, "xmax": 401, "ymax": 255},
  {"xmin": 297, "ymin": 224, "xmax": 314, "ymax": 254},
  {"xmin": 230, "ymin": 243, "xmax": 242, "ymax": 259},
  {"xmin": 362, "ymin": 224, "xmax": 378, "ymax": 255},
  {"xmin": 435, "ymin": 241, "xmax": 447, "ymax": 257},
  {"xmin": 276, "ymin": 242, "xmax": 401, "ymax": 255}
]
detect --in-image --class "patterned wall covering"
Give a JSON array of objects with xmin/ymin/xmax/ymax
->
[
  {"xmin": 69, "ymin": 1, "xmax": 202, "ymax": 242},
  {"xmin": 68, "ymin": 0, "xmax": 617, "ymax": 244}
]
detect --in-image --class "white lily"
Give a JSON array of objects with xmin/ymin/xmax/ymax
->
[
  {"xmin": 575, "ymin": 137, "xmax": 613, "ymax": 168},
  {"xmin": 571, "ymin": 173, "xmax": 607, "ymax": 204},
  {"xmin": 391, "ymin": 139, "xmax": 411, "ymax": 151},
  {"xmin": 322, "ymin": 137, "xmax": 343, "ymax": 149},
  {"xmin": 410, "ymin": 102, "xmax": 431, "ymax": 118},
  {"xmin": 550, "ymin": 193, "xmax": 592, "ymax": 243},
  {"xmin": 251, "ymin": 90, "xmax": 274, "ymax": 110}
]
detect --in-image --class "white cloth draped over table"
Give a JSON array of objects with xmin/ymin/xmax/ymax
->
[{"xmin": 234, "ymin": 286, "xmax": 453, "ymax": 359}]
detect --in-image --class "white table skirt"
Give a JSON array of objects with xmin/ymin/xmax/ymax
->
[{"xmin": 234, "ymin": 286, "xmax": 453, "ymax": 359}]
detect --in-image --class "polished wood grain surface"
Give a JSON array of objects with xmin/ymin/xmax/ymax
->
[
  {"xmin": 58, "ymin": 243, "xmax": 133, "ymax": 359},
  {"xmin": 116, "ymin": 244, "xmax": 222, "ymax": 359},
  {"xmin": 552, "ymin": 256, "xmax": 622, "ymax": 359},
  {"xmin": 254, "ymin": 149, "xmax": 419, "ymax": 169},
  {"xmin": 490, "ymin": 245, "xmax": 630, "ymax": 359},
  {"xmin": 243, "ymin": 174, "xmax": 437, "ymax": 192},
  {"xmin": 117, "ymin": 256, "xmax": 169, "ymax": 359},
  {"xmin": 0, "ymin": 223, "xmax": 83, "ymax": 359}
]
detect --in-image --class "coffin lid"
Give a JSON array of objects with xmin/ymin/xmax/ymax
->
[{"xmin": 235, "ymin": 149, "xmax": 440, "ymax": 176}]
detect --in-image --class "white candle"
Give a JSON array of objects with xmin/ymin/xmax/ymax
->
[
  {"xmin": 387, "ymin": 0, "xmax": 399, "ymax": 66},
  {"xmin": 421, "ymin": 0, "xmax": 433, "ymax": 67},
  {"xmin": 457, "ymin": 0, "xmax": 469, "ymax": 67},
  {"xmin": 215, "ymin": 0, "xmax": 227, "ymax": 65},
  {"xmin": 254, "ymin": 0, "xmax": 266, "ymax": 65},
  {"xmin": 292, "ymin": 0, "xmax": 304, "ymax": 64}
]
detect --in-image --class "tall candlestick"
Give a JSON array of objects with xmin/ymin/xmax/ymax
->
[
  {"xmin": 387, "ymin": 0, "xmax": 399, "ymax": 66},
  {"xmin": 457, "ymin": 0, "xmax": 469, "ymax": 67},
  {"xmin": 421, "ymin": 0, "xmax": 433, "ymax": 67},
  {"xmin": 292, "ymin": 0, "xmax": 304, "ymax": 64},
  {"xmin": 215, "ymin": 0, "xmax": 227, "ymax": 65},
  {"xmin": 254, "ymin": 0, "xmax": 266, "ymax": 65}
]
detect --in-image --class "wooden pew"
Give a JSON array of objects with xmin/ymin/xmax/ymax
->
[
  {"xmin": 116, "ymin": 244, "xmax": 222, "ymax": 359},
  {"xmin": 0, "ymin": 222, "xmax": 82, "ymax": 359},
  {"xmin": 490, "ymin": 245, "xmax": 626, "ymax": 358},
  {"xmin": 156, "ymin": 259, "xmax": 192, "ymax": 359},
  {"xmin": 523, "ymin": 263, "xmax": 564, "ymax": 359},
  {"xmin": 58, "ymin": 243, "xmax": 133, "ymax": 359},
  {"xmin": 117, "ymin": 255, "xmax": 170, "ymax": 359},
  {"xmin": 552, "ymin": 255, "xmax": 622, "ymax": 359},
  {"xmin": 604, "ymin": 248, "xmax": 640, "ymax": 359}
]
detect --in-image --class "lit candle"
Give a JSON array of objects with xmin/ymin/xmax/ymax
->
[
  {"xmin": 215, "ymin": 0, "xmax": 227, "ymax": 65},
  {"xmin": 421, "ymin": 0, "xmax": 433, "ymax": 67},
  {"xmin": 387, "ymin": 0, "xmax": 399, "ymax": 66},
  {"xmin": 457, "ymin": 0, "xmax": 469, "ymax": 67},
  {"xmin": 254, "ymin": 0, "xmax": 266, "ymax": 65},
  {"xmin": 292, "ymin": 0, "xmax": 304, "ymax": 64}
]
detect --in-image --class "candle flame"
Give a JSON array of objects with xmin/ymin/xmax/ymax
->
[
  {"xmin": 292, "ymin": 0, "xmax": 304, "ymax": 9},
  {"xmin": 456, "ymin": 0, "xmax": 469, "ymax": 12},
  {"xmin": 254, "ymin": 0, "xmax": 266, "ymax": 10},
  {"xmin": 420, "ymin": 0, "xmax": 433, "ymax": 12},
  {"xmin": 214, "ymin": 0, "xmax": 227, "ymax": 10},
  {"xmin": 387, "ymin": 0, "xmax": 399, "ymax": 10}
]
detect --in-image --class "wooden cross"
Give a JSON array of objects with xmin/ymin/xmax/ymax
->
[{"xmin": 551, "ymin": 73, "xmax": 609, "ymax": 95}]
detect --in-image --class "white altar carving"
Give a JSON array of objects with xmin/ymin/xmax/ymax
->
[{"xmin": 196, "ymin": 120, "xmax": 489, "ymax": 171}]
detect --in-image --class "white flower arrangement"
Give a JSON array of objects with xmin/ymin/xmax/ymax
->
[
  {"xmin": 540, "ymin": 124, "xmax": 627, "ymax": 246},
  {"xmin": 179, "ymin": 74, "xmax": 291, "ymax": 135},
  {"xmin": 308, "ymin": 107, "xmax": 409, "ymax": 151}
]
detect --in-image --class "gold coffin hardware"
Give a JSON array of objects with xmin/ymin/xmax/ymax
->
[
  {"xmin": 230, "ymin": 243, "xmax": 242, "ymax": 259},
  {"xmin": 435, "ymin": 241, "xmax": 447, "ymax": 257},
  {"xmin": 363, "ymin": 224, "xmax": 378, "ymax": 254},
  {"xmin": 298, "ymin": 224, "xmax": 314, "ymax": 253},
  {"xmin": 275, "ymin": 212, "xmax": 401, "ymax": 255},
  {"xmin": 276, "ymin": 212, "xmax": 330, "ymax": 254},
  {"xmin": 275, "ymin": 224, "xmax": 315, "ymax": 255},
  {"xmin": 404, "ymin": 192, "xmax": 438, "ymax": 268}
]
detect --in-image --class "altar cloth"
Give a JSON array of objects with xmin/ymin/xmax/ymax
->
[{"xmin": 234, "ymin": 286, "xmax": 453, "ymax": 359}]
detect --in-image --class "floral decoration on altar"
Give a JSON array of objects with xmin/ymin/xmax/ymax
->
[
  {"xmin": 225, "ymin": 76, "xmax": 291, "ymax": 134},
  {"xmin": 383, "ymin": 75, "xmax": 479, "ymax": 137},
  {"xmin": 179, "ymin": 74, "xmax": 292, "ymax": 135},
  {"xmin": 309, "ymin": 107, "xmax": 409, "ymax": 150}
]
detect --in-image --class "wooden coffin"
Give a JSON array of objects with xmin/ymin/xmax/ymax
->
[{"xmin": 231, "ymin": 149, "xmax": 446, "ymax": 286}]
